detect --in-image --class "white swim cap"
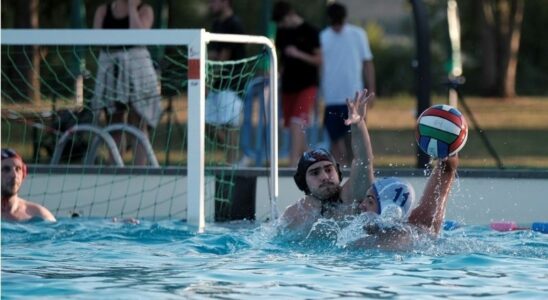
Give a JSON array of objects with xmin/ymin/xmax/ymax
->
[{"xmin": 371, "ymin": 177, "xmax": 415, "ymax": 217}]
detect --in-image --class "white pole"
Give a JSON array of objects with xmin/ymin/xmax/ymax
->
[
  {"xmin": 447, "ymin": 0, "xmax": 462, "ymax": 107},
  {"xmin": 268, "ymin": 45, "xmax": 279, "ymax": 220},
  {"xmin": 205, "ymin": 33, "xmax": 280, "ymax": 221},
  {"xmin": 1, "ymin": 29, "xmax": 207, "ymax": 45},
  {"xmin": 186, "ymin": 29, "xmax": 206, "ymax": 232},
  {"xmin": 1, "ymin": 29, "xmax": 280, "ymax": 225}
]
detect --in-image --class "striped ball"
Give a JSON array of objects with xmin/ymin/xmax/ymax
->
[{"xmin": 416, "ymin": 104, "xmax": 468, "ymax": 158}]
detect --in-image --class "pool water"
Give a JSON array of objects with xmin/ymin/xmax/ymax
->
[{"xmin": 2, "ymin": 218, "xmax": 547, "ymax": 299}]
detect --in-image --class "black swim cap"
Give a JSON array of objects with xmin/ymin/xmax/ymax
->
[{"xmin": 293, "ymin": 148, "xmax": 342, "ymax": 194}]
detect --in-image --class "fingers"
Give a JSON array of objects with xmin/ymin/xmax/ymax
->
[
  {"xmin": 357, "ymin": 89, "xmax": 366, "ymax": 102},
  {"xmin": 345, "ymin": 89, "xmax": 374, "ymax": 123},
  {"xmin": 347, "ymin": 89, "xmax": 365, "ymax": 105},
  {"xmin": 362, "ymin": 89, "xmax": 375, "ymax": 104},
  {"xmin": 353, "ymin": 89, "xmax": 374, "ymax": 106}
]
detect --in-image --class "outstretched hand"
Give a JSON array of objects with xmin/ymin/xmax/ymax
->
[{"xmin": 344, "ymin": 89, "xmax": 375, "ymax": 126}]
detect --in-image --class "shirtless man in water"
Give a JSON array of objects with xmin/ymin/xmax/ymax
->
[
  {"xmin": 348, "ymin": 155, "xmax": 458, "ymax": 249},
  {"xmin": 277, "ymin": 89, "xmax": 374, "ymax": 236},
  {"xmin": 1, "ymin": 149, "xmax": 56, "ymax": 222},
  {"xmin": 278, "ymin": 89, "xmax": 459, "ymax": 247}
]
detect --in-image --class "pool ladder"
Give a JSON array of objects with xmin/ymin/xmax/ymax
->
[{"xmin": 50, "ymin": 123, "xmax": 159, "ymax": 167}]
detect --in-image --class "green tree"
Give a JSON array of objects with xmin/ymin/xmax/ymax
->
[
  {"xmin": 478, "ymin": 0, "xmax": 524, "ymax": 98},
  {"xmin": 1, "ymin": 0, "xmax": 41, "ymax": 103}
]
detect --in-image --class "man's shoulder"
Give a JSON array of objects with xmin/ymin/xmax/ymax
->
[
  {"xmin": 344, "ymin": 23, "xmax": 363, "ymax": 31},
  {"xmin": 23, "ymin": 200, "xmax": 56, "ymax": 221},
  {"xmin": 286, "ymin": 196, "xmax": 307, "ymax": 210},
  {"xmin": 213, "ymin": 14, "xmax": 245, "ymax": 34},
  {"xmin": 22, "ymin": 200, "xmax": 43, "ymax": 214},
  {"xmin": 319, "ymin": 27, "xmax": 334, "ymax": 39},
  {"xmin": 299, "ymin": 22, "xmax": 320, "ymax": 34},
  {"xmin": 283, "ymin": 196, "xmax": 316, "ymax": 214},
  {"xmin": 340, "ymin": 24, "xmax": 365, "ymax": 37},
  {"xmin": 227, "ymin": 14, "xmax": 245, "ymax": 29},
  {"xmin": 228, "ymin": 14, "xmax": 244, "ymax": 25}
]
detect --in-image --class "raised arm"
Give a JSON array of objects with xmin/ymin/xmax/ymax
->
[
  {"xmin": 128, "ymin": 0, "xmax": 154, "ymax": 29},
  {"xmin": 408, "ymin": 155, "xmax": 459, "ymax": 235},
  {"xmin": 340, "ymin": 89, "xmax": 375, "ymax": 204},
  {"xmin": 93, "ymin": 4, "xmax": 107, "ymax": 29}
]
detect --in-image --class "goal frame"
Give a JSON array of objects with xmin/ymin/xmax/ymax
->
[{"xmin": 1, "ymin": 29, "xmax": 279, "ymax": 231}]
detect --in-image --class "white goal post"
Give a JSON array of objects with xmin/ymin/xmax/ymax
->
[{"xmin": 1, "ymin": 29, "xmax": 279, "ymax": 231}]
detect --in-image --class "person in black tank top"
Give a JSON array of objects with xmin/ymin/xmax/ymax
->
[
  {"xmin": 102, "ymin": 2, "xmax": 142, "ymax": 29},
  {"xmin": 91, "ymin": 0, "xmax": 161, "ymax": 166}
]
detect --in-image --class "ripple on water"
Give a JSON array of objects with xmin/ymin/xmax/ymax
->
[{"xmin": 2, "ymin": 218, "xmax": 548, "ymax": 299}]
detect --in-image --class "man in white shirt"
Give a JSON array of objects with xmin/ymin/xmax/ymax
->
[{"xmin": 320, "ymin": 2, "xmax": 376, "ymax": 166}]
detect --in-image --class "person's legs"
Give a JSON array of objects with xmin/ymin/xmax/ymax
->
[
  {"xmin": 205, "ymin": 124, "xmax": 240, "ymax": 165},
  {"xmin": 323, "ymin": 105, "xmax": 351, "ymax": 166},
  {"xmin": 283, "ymin": 87, "xmax": 317, "ymax": 166},
  {"xmin": 221, "ymin": 126, "xmax": 239, "ymax": 164},
  {"xmin": 107, "ymin": 103, "xmax": 127, "ymax": 163},
  {"xmin": 330, "ymin": 135, "xmax": 352, "ymax": 167},
  {"xmin": 127, "ymin": 109, "xmax": 149, "ymax": 165},
  {"xmin": 289, "ymin": 120, "xmax": 307, "ymax": 166}
]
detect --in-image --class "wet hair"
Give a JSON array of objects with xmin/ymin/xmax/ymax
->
[
  {"xmin": 1, "ymin": 148, "xmax": 28, "ymax": 178},
  {"xmin": 326, "ymin": 2, "xmax": 347, "ymax": 26},
  {"xmin": 272, "ymin": 1, "xmax": 293, "ymax": 23},
  {"xmin": 294, "ymin": 148, "xmax": 342, "ymax": 195}
]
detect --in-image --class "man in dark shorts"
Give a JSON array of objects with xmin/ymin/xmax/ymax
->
[
  {"xmin": 272, "ymin": 1, "xmax": 322, "ymax": 166},
  {"xmin": 321, "ymin": 2, "xmax": 376, "ymax": 167}
]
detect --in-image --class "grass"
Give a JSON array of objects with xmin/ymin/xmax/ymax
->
[
  {"xmin": 2, "ymin": 95, "xmax": 548, "ymax": 169},
  {"xmin": 364, "ymin": 95, "xmax": 548, "ymax": 169}
]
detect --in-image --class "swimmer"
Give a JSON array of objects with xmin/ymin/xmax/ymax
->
[
  {"xmin": 355, "ymin": 156, "xmax": 458, "ymax": 235},
  {"xmin": 357, "ymin": 177, "xmax": 415, "ymax": 220},
  {"xmin": 278, "ymin": 89, "xmax": 375, "ymax": 236},
  {"xmin": 348, "ymin": 155, "xmax": 459, "ymax": 249},
  {"xmin": 1, "ymin": 148, "xmax": 56, "ymax": 222},
  {"xmin": 278, "ymin": 88, "xmax": 460, "ymax": 248}
]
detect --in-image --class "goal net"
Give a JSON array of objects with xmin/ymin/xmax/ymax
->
[{"xmin": 1, "ymin": 29, "xmax": 279, "ymax": 229}]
